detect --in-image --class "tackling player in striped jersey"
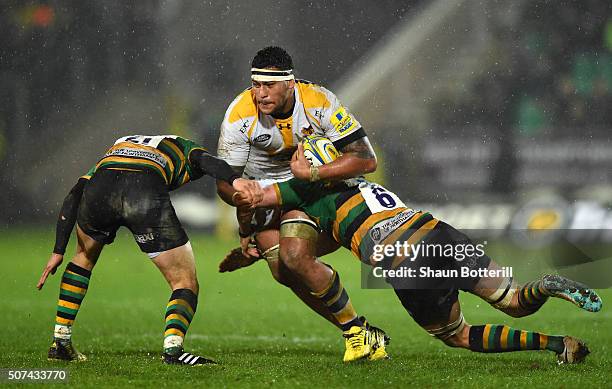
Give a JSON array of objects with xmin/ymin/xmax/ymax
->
[
  {"xmin": 234, "ymin": 142, "xmax": 602, "ymax": 364},
  {"xmin": 37, "ymin": 135, "xmax": 262, "ymax": 365}
]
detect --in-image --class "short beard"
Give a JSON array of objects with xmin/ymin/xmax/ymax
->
[{"xmin": 271, "ymin": 88, "xmax": 294, "ymax": 117}]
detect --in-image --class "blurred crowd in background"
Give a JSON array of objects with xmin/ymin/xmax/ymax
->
[
  {"xmin": 420, "ymin": 0, "xmax": 612, "ymax": 201},
  {"xmin": 434, "ymin": 0, "xmax": 612, "ymax": 133},
  {"xmin": 0, "ymin": 0, "xmax": 610, "ymax": 226}
]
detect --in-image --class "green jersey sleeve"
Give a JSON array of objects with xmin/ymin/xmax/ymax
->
[
  {"xmin": 81, "ymin": 165, "xmax": 97, "ymax": 180},
  {"xmin": 274, "ymin": 179, "xmax": 324, "ymax": 208},
  {"xmin": 173, "ymin": 137, "xmax": 208, "ymax": 180}
]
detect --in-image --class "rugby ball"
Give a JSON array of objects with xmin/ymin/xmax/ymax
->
[{"xmin": 301, "ymin": 135, "xmax": 340, "ymax": 166}]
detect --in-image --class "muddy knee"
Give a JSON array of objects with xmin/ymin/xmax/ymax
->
[
  {"xmin": 278, "ymin": 216, "xmax": 319, "ymax": 272},
  {"xmin": 479, "ymin": 277, "xmax": 519, "ymax": 312}
]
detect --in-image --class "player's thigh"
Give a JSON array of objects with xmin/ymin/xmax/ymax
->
[
  {"xmin": 252, "ymin": 207, "xmax": 282, "ymax": 249},
  {"xmin": 435, "ymin": 221, "xmax": 516, "ymax": 309},
  {"xmin": 71, "ymin": 225, "xmax": 105, "ymax": 270},
  {"xmin": 316, "ymin": 231, "xmax": 341, "ymax": 257},
  {"xmin": 470, "ymin": 260, "xmax": 515, "ymax": 309},
  {"xmin": 394, "ymin": 288, "xmax": 466, "ymax": 344},
  {"xmin": 152, "ymin": 242, "xmax": 198, "ymax": 291},
  {"xmin": 422, "ymin": 221, "xmax": 493, "ymax": 291},
  {"xmin": 120, "ymin": 174, "xmax": 195, "ymax": 289}
]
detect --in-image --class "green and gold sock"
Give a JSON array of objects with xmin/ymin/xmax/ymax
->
[
  {"xmin": 163, "ymin": 288, "xmax": 198, "ymax": 354},
  {"xmin": 469, "ymin": 324, "xmax": 565, "ymax": 353},
  {"xmin": 518, "ymin": 280, "xmax": 549, "ymax": 313},
  {"xmin": 54, "ymin": 262, "xmax": 91, "ymax": 340}
]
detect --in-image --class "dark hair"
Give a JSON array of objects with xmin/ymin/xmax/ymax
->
[{"xmin": 251, "ymin": 46, "xmax": 293, "ymax": 70}]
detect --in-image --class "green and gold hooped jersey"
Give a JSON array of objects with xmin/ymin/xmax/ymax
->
[
  {"xmin": 274, "ymin": 178, "xmax": 439, "ymax": 264},
  {"xmin": 85, "ymin": 135, "xmax": 207, "ymax": 190}
]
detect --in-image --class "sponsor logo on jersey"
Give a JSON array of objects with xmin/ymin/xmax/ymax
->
[
  {"xmin": 369, "ymin": 209, "xmax": 417, "ymax": 244},
  {"xmin": 105, "ymin": 147, "xmax": 167, "ymax": 167},
  {"xmin": 371, "ymin": 227, "xmax": 382, "ymax": 241},
  {"xmin": 331, "ymin": 106, "xmax": 357, "ymax": 134},
  {"xmin": 277, "ymin": 122, "xmax": 292, "ymax": 131},
  {"xmin": 254, "ymin": 134, "xmax": 272, "ymax": 143}
]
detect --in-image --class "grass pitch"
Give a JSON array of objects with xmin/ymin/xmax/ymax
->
[{"xmin": 1, "ymin": 227, "xmax": 610, "ymax": 388}]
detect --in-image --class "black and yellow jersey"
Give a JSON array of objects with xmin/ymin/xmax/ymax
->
[
  {"xmin": 85, "ymin": 135, "xmax": 207, "ymax": 190},
  {"xmin": 218, "ymin": 80, "xmax": 363, "ymax": 180},
  {"xmin": 273, "ymin": 178, "xmax": 439, "ymax": 264}
]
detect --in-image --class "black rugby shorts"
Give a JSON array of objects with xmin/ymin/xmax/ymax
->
[{"xmin": 77, "ymin": 169, "xmax": 188, "ymax": 254}]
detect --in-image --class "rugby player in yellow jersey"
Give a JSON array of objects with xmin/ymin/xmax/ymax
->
[
  {"xmin": 234, "ymin": 142, "xmax": 603, "ymax": 364},
  {"xmin": 37, "ymin": 135, "xmax": 262, "ymax": 365},
  {"xmin": 216, "ymin": 47, "xmax": 388, "ymax": 362}
]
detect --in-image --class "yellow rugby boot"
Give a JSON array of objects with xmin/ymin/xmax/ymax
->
[
  {"xmin": 368, "ymin": 326, "xmax": 390, "ymax": 361},
  {"xmin": 360, "ymin": 317, "xmax": 390, "ymax": 361},
  {"xmin": 343, "ymin": 326, "xmax": 371, "ymax": 362}
]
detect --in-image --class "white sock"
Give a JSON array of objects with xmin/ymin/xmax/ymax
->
[
  {"xmin": 54, "ymin": 324, "xmax": 72, "ymax": 340},
  {"xmin": 164, "ymin": 335, "xmax": 184, "ymax": 351}
]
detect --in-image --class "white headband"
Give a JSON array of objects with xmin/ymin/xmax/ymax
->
[{"xmin": 251, "ymin": 68, "xmax": 295, "ymax": 82}]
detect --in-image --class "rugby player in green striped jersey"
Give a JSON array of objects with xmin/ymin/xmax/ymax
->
[
  {"xmin": 37, "ymin": 135, "xmax": 262, "ymax": 365},
  {"xmin": 234, "ymin": 143, "xmax": 602, "ymax": 364}
]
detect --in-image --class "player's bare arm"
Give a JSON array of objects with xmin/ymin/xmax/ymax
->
[
  {"xmin": 234, "ymin": 185, "xmax": 279, "ymax": 209},
  {"xmin": 236, "ymin": 204, "xmax": 259, "ymax": 258}
]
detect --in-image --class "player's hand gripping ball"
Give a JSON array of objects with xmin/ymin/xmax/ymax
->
[{"xmin": 301, "ymin": 135, "xmax": 340, "ymax": 166}]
